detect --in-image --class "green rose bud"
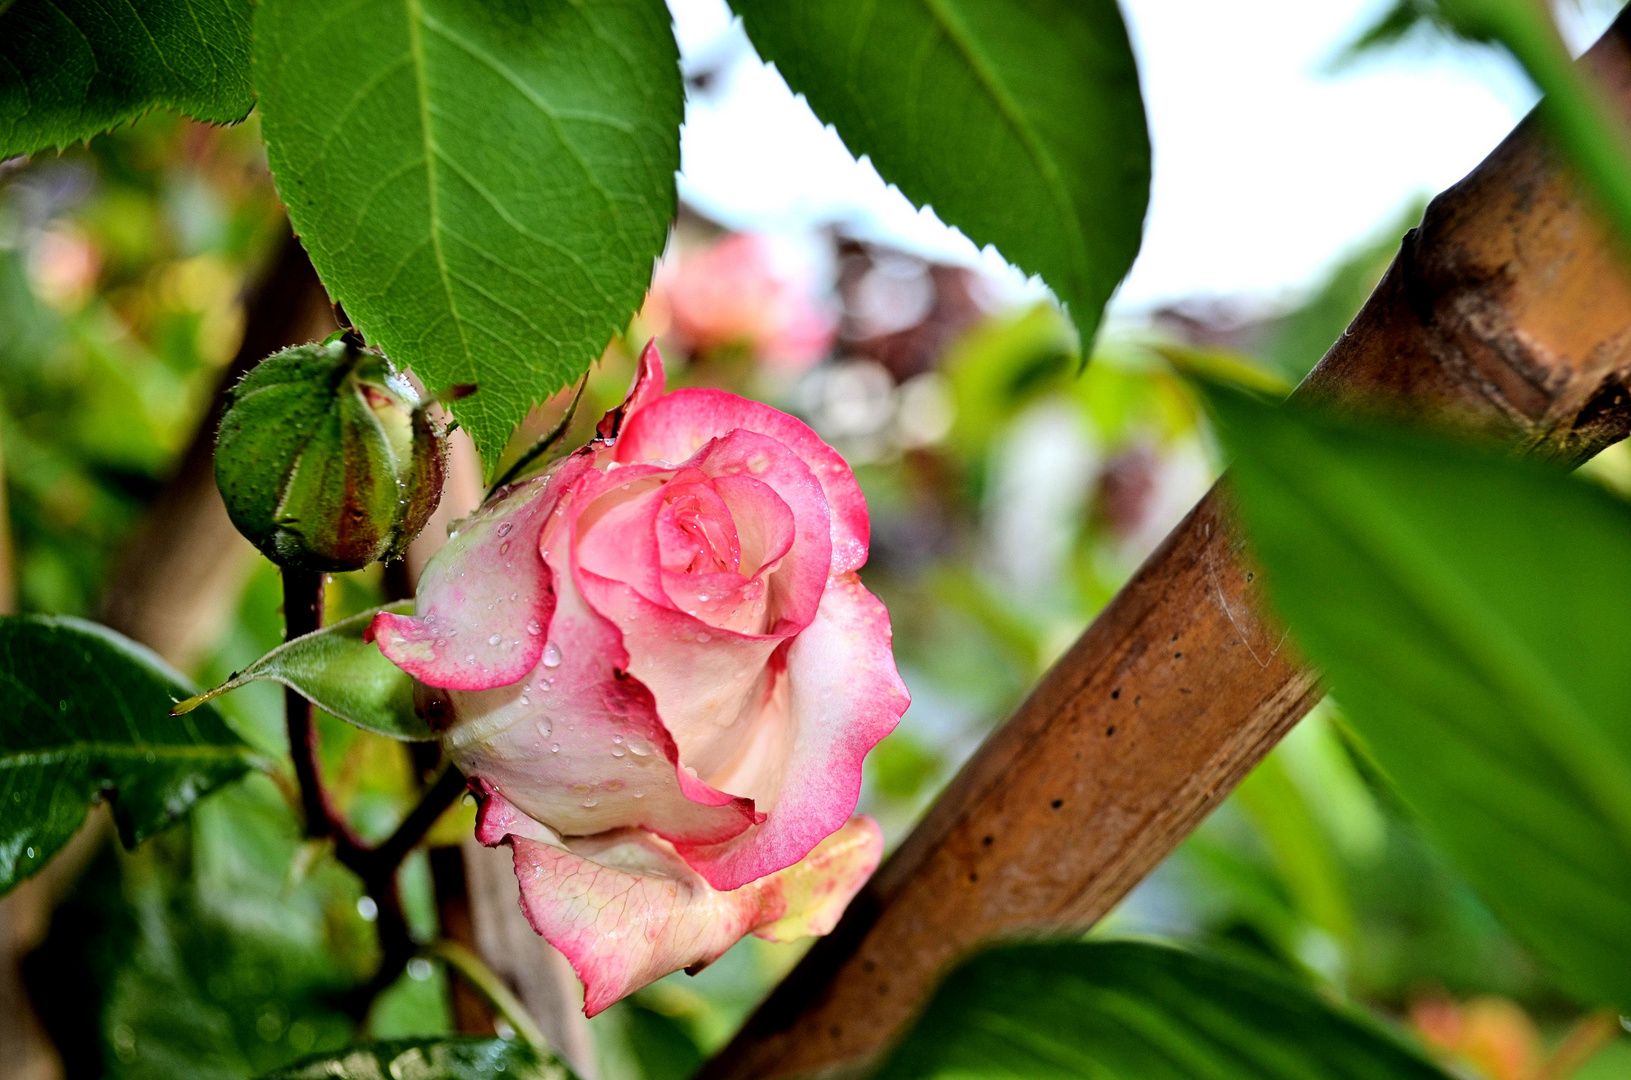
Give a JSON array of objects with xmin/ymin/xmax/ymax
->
[{"xmin": 215, "ymin": 339, "xmax": 446, "ymax": 572}]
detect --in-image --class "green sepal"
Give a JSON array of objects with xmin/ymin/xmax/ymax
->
[
  {"xmin": 176, "ymin": 603, "xmax": 432, "ymax": 742},
  {"xmin": 215, "ymin": 341, "xmax": 446, "ymax": 572}
]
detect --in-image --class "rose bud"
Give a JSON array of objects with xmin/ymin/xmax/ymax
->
[
  {"xmin": 215, "ymin": 338, "xmax": 445, "ymax": 572},
  {"xmin": 366, "ymin": 341, "xmax": 908, "ymax": 1013}
]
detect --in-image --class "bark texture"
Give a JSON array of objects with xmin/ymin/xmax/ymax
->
[{"xmin": 699, "ymin": 14, "xmax": 1631, "ymax": 1080}]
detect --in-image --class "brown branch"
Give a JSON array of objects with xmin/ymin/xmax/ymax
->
[{"xmin": 699, "ymin": 13, "xmax": 1631, "ymax": 1080}]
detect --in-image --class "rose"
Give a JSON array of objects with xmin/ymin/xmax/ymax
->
[
  {"xmin": 650, "ymin": 233, "xmax": 835, "ymax": 372},
  {"xmin": 367, "ymin": 342, "xmax": 908, "ymax": 1013}
]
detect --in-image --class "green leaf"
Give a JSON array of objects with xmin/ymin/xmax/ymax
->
[
  {"xmin": 874, "ymin": 940, "xmax": 1450, "ymax": 1079},
  {"xmin": 27, "ymin": 779, "xmax": 370, "ymax": 1080},
  {"xmin": 0, "ymin": 615, "xmax": 259, "ymax": 896},
  {"xmin": 175, "ymin": 603, "xmax": 431, "ymax": 742},
  {"xmin": 732, "ymin": 0, "xmax": 1149, "ymax": 354},
  {"xmin": 1206, "ymin": 383, "xmax": 1631, "ymax": 1009},
  {"xmin": 253, "ymin": 0, "xmax": 682, "ymax": 469},
  {"xmin": 262, "ymin": 1038, "xmax": 575, "ymax": 1080},
  {"xmin": 0, "ymin": 0, "xmax": 253, "ymax": 159}
]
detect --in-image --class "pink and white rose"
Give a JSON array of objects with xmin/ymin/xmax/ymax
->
[{"xmin": 367, "ymin": 342, "xmax": 907, "ymax": 1013}]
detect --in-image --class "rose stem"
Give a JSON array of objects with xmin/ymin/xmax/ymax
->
[{"xmin": 282, "ymin": 567, "xmax": 464, "ymax": 1015}]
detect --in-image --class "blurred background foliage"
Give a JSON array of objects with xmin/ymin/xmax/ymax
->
[{"xmin": 4, "ymin": 37, "xmax": 1631, "ymax": 1080}]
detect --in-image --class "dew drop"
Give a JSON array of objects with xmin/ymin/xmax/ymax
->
[
  {"xmin": 633, "ymin": 790, "xmax": 644, "ymax": 799},
  {"xmin": 612, "ymin": 734, "xmax": 624, "ymax": 744},
  {"xmin": 466, "ymin": 654, "xmax": 477, "ymax": 663},
  {"xmin": 488, "ymin": 634, "xmax": 501, "ymax": 646},
  {"xmin": 519, "ymin": 696, "xmax": 530, "ymax": 706},
  {"xmin": 527, "ymin": 619, "xmax": 542, "ymax": 636},
  {"xmin": 581, "ymin": 798, "xmax": 598, "ymax": 808},
  {"xmin": 628, "ymin": 740, "xmax": 649, "ymax": 757},
  {"xmin": 435, "ymin": 638, "xmax": 447, "ymax": 647},
  {"xmin": 497, "ymin": 522, "xmax": 514, "ymax": 537},
  {"xmin": 550, "ymin": 743, "xmax": 560, "ymax": 753},
  {"xmin": 697, "ymin": 632, "xmax": 711, "ymax": 643},
  {"xmin": 612, "ymin": 748, "xmax": 625, "ymax": 758},
  {"xmin": 543, "ymin": 642, "xmax": 562, "ymax": 667}
]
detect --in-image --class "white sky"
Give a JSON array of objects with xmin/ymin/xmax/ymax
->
[{"xmin": 668, "ymin": 0, "xmax": 1620, "ymax": 313}]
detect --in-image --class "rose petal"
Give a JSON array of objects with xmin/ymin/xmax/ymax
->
[
  {"xmin": 574, "ymin": 430, "xmax": 834, "ymax": 824},
  {"xmin": 595, "ymin": 339, "xmax": 666, "ymax": 444},
  {"xmin": 507, "ymin": 815, "xmax": 882, "ymax": 1016},
  {"xmin": 613, "ymin": 388, "xmax": 870, "ymax": 573},
  {"xmin": 442, "ymin": 507, "xmax": 761, "ymax": 847},
  {"xmin": 674, "ymin": 574, "xmax": 909, "ymax": 890},
  {"xmin": 367, "ymin": 466, "xmax": 573, "ymax": 691}
]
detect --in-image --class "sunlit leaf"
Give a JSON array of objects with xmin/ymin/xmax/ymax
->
[
  {"xmin": 1207, "ymin": 382, "xmax": 1631, "ymax": 1009},
  {"xmin": 0, "ymin": 0, "xmax": 253, "ymax": 159},
  {"xmin": 176, "ymin": 603, "xmax": 431, "ymax": 742},
  {"xmin": 874, "ymin": 940, "xmax": 1450, "ymax": 1079},
  {"xmin": 733, "ymin": 0, "xmax": 1149, "ymax": 353},
  {"xmin": 0, "ymin": 615, "xmax": 259, "ymax": 895},
  {"xmin": 254, "ymin": 0, "xmax": 681, "ymax": 469},
  {"xmin": 262, "ymin": 1038, "xmax": 574, "ymax": 1080}
]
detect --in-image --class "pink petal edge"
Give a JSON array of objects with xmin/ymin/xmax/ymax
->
[
  {"xmin": 507, "ymin": 815, "xmax": 883, "ymax": 1016},
  {"xmin": 366, "ymin": 467, "xmax": 571, "ymax": 692},
  {"xmin": 674, "ymin": 573, "xmax": 909, "ymax": 891}
]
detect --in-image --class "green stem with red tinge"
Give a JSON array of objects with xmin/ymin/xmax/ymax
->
[{"xmin": 280, "ymin": 567, "xmax": 467, "ymax": 1016}]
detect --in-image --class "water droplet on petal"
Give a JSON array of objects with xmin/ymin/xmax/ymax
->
[
  {"xmin": 519, "ymin": 696, "xmax": 530, "ymax": 706},
  {"xmin": 497, "ymin": 522, "xmax": 514, "ymax": 537},
  {"xmin": 697, "ymin": 632, "xmax": 711, "ymax": 642},
  {"xmin": 628, "ymin": 740, "xmax": 649, "ymax": 757},
  {"xmin": 612, "ymin": 748, "xmax": 625, "ymax": 758},
  {"xmin": 612, "ymin": 734, "xmax": 624, "ymax": 744},
  {"xmin": 550, "ymin": 743, "xmax": 560, "ymax": 753},
  {"xmin": 527, "ymin": 620, "xmax": 542, "ymax": 636},
  {"xmin": 633, "ymin": 790, "xmax": 644, "ymax": 799},
  {"xmin": 488, "ymin": 634, "xmax": 501, "ymax": 646},
  {"xmin": 500, "ymin": 541, "xmax": 511, "ymax": 555},
  {"xmin": 582, "ymin": 797, "xmax": 598, "ymax": 808},
  {"xmin": 466, "ymin": 654, "xmax": 476, "ymax": 663},
  {"xmin": 543, "ymin": 642, "xmax": 562, "ymax": 667}
]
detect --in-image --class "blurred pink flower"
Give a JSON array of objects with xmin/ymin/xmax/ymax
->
[
  {"xmin": 656, "ymin": 233, "xmax": 835, "ymax": 372},
  {"xmin": 28, "ymin": 225, "xmax": 100, "ymax": 310}
]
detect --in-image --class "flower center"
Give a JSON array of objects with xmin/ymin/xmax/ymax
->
[{"xmin": 661, "ymin": 489, "xmax": 741, "ymax": 578}]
